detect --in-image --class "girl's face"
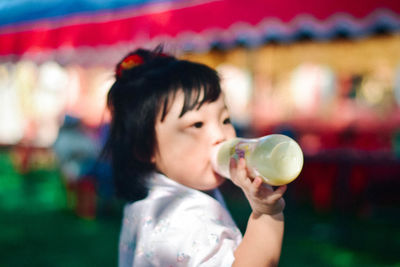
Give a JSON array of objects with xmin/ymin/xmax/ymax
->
[{"xmin": 152, "ymin": 91, "xmax": 236, "ymax": 191}]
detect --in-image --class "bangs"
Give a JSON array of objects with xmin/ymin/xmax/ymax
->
[{"xmin": 159, "ymin": 60, "xmax": 221, "ymax": 121}]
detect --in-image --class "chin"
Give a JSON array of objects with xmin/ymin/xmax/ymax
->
[
  {"xmin": 212, "ymin": 171, "xmax": 226, "ymax": 187},
  {"xmin": 196, "ymin": 175, "xmax": 224, "ymax": 191}
]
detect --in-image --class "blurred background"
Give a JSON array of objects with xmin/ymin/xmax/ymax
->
[{"xmin": 1, "ymin": 0, "xmax": 400, "ymax": 266}]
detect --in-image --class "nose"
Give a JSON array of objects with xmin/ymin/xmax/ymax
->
[{"xmin": 211, "ymin": 123, "xmax": 228, "ymax": 146}]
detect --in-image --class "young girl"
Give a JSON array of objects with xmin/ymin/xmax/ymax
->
[{"xmin": 103, "ymin": 48, "xmax": 287, "ymax": 267}]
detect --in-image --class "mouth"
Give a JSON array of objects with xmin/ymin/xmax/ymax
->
[{"xmin": 209, "ymin": 161, "xmax": 225, "ymax": 182}]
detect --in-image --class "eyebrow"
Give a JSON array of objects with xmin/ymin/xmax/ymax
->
[{"xmin": 180, "ymin": 103, "xmax": 229, "ymax": 121}]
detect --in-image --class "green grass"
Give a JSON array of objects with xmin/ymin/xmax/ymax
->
[
  {"xmin": 0, "ymin": 209, "xmax": 121, "ymax": 267},
  {"xmin": 280, "ymin": 208, "xmax": 400, "ymax": 267}
]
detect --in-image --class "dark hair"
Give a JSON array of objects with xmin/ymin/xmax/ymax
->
[{"xmin": 102, "ymin": 48, "xmax": 222, "ymax": 202}]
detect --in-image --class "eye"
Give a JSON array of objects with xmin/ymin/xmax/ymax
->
[
  {"xmin": 192, "ymin": 122, "xmax": 203, "ymax": 128},
  {"xmin": 223, "ymin": 117, "xmax": 231, "ymax": 125}
]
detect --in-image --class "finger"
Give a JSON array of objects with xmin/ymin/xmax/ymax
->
[
  {"xmin": 261, "ymin": 183, "xmax": 273, "ymax": 191},
  {"xmin": 267, "ymin": 185, "xmax": 287, "ymax": 202},
  {"xmin": 229, "ymin": 157, "xmax": 237, "ymax": 170},
  {"xmin": 252, "ymin": 176, "xmax": 263, "ymax": 188},
  {"xmin": 275, "ymin": 184, "xmax": 287, "ymax": 195},
  {"xmin": 229, "ymin": 158, "xmax": 239, "ymax": 186},
  {"xmin": 229, "ymin": 158, "xmax": 248, "ymax": 185},
  {"xmin": 250, "ymin": 176, "xmax": 265, "ymax": 196},
  {"xmin": 236, "ymin": 158, "xmax": 252, "ymax": 186}
]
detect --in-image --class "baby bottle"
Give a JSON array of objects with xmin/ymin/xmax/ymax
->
[{"xmin": 211, "ymin": 134, "xmax": 304, "ymax": 186}]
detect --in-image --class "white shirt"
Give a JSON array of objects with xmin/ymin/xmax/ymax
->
[{"xmin": 119, "ymin": 172, "xmax": 242, "ymax": 267}]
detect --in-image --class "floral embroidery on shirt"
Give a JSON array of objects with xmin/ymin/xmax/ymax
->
[
  {"xmin": 145, "ymin": 250, "xmax": 154, "ymax": 260},
  {"xmin": 191, "ymin": 240, "xmax": 201, "ymax": 253},
  {"xmin": 154, "ymin": 219, "xmax": 170, "ymax": 234},
  {"xmin": 208, "ymin": 233, "xmax": 219, "ymax": 244},
  {"xmin": 136, "ymin": 244, "xmax": 144, "ymax": 257},
  {"xmin": 143, "ymin": 216, "xmax": 153, "ymax": 227},
  {"xmin": 177, "ymin": 252, "xmax": 190, "ymax": 262}
]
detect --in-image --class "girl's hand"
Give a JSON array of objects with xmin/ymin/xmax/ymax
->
[{"xmin": 229, "ymin": 157, "xmax": 287, "ymax": 217}]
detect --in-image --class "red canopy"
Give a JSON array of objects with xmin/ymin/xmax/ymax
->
[{"xmin": 0, "ymin": 0, "xmax": 399, "ymax": 64}]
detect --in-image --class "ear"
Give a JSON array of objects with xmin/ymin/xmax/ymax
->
[{"xmin": 150, "ymin": 149, "xmax": 158, "ymax": 164}]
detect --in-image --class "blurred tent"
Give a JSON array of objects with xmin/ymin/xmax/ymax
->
[{"xmin": 0, "ymin": 0, "xmax": 399, "ymax": 65}]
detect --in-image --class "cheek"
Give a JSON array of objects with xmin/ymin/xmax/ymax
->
[
  {"xmin": 226, "ymin": 125, "xmax": 237, "ymax": 139},
  {"xmin": 176, "ymin": 140, "xmax": 210, "ymax": 170},
  {"xmin": 157, "ymin": 134, "xmax": 202, "ymax": 165},
  {"xmin": 162, "ymin": 142, "xmax": 209, "ymax": 180}
]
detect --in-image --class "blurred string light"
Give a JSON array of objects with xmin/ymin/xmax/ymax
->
[
  {"xmin": 64, "ymin": 66, "xmax": 81, "ymax": 114},
  {"xmin": 33, "ymin": 61, "xmax": 69, "ymax": 147},
  {"xmin": 393, "ymin": 64, "xmax": 400, "ymax": 106},
  {"xmin": 60, "ymin": 66, "xmax": 113, "ymax": 127},
  {"xmin": 80, "ymin": 69, "xmax": 114, "ymax": 126},
  {"xmin": 289, "ymin": 63, "xmax": 335, "ymax": 115},
  {"xmin": 14, "ymin": 61, "xmax": 38, "ymax": 114},
  {"xmin": 0, "ymin": 64, "xmax": 24, "ymax": 144},
  {"xmin": 217, "ymin": 64, "xmax": 252, "ymax": 128},
  {"xmin": 356, "ymin": 60, "xmax": 395, "ymax": 114},
  {"xmin": 359, "ymin": 76, "xmax": 385, "ymax": 105}
]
